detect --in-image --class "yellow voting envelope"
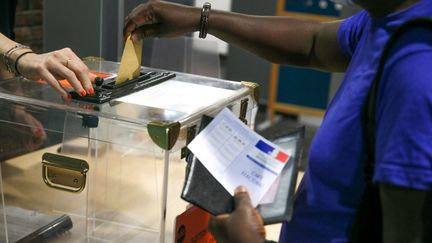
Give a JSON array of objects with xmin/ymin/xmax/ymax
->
[{"xmin": 116, "ymin": 35, "xmax": 143, "ymax": 85}]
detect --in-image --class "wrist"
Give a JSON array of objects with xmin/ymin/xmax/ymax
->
[
  {"xmin": 183, "ymin": 5, "xmax": 202, "ymax": 33},
  {"xmin": 1, "ymin": 43, "xmax": 33, "ymax": 76},
  {"xmin": 192, "ymin": 7, "xmax": 202, "ymax": 32},
  {"xmin": 14, "ymin": 51, "xmax": 36, "ymax": 77}
]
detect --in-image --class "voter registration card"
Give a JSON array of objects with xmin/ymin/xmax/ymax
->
[{"xmin": 188, "ymin": 108, "xmax": 291, "ymax": 206}]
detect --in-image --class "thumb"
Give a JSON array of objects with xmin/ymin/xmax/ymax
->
[
  {"xmin": 234, "ymin": 186, "xmax": 252, "ymax": 209},
  {"xmin": 132, "ymin": 25, "xmax": 160, "ymax": 40}
]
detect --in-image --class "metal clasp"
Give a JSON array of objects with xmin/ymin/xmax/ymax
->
[
  {"xmin": 181, "ymin": 125, "xmax": 197, "ymax": 162},
  {"xmin": 41, "ymin": 153, "xmax": 89, "ymax": 193},
  {"xmin": 239, "ymin": 98, "xmax": 249, "ymax": 124}
]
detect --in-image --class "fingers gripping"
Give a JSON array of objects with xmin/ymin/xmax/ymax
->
[
  {"xmin": 40, "ymin": 69, "xmax": 69, "ymax": 99},
  {"xmin": 64, "ymin": 48, "xmax": 93, "ymax": 94},
  {"xmin": 47, "ymin": 54, "xmax": 86, "ymax": 96},
  {"xmin": 124, "ymin": 3, "xmax": 157, "ymax": 40}
]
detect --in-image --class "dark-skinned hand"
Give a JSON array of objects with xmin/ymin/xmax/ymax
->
[
  {"xmin": 209, "ymin": 186, "xmax": 267, "ymax": 243},
  {"xmin": 124, "ymin": 0, "xmax": 201, "ymax": 42}
]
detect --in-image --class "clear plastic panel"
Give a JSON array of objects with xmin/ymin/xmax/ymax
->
[
  {"xmin": 60, "ymin": 113, "xmax": 165, "ymax": 241},
  {"xmin": 0, "ymin": 99, "xmax": 185, "ymax": 242},
  {"xmin": 150, "ymin": 37, "xmax": 221, "ymax": 78},
  {"xmin": 0, "ymin": 104, "xmax": 89, "ymax": 242}
]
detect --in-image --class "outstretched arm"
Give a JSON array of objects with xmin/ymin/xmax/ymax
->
[
  {"xmin": 0, "ymin": 33, "xmax": 94, "ymax": 99},
  {"xmin": 124, "ymin": 1, "xmax": 349, "ymax": 72}
]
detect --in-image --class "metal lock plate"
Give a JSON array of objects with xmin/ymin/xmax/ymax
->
[{"xmin": 41, "ymin": 153, "xmax": 89, "ymax": 193}]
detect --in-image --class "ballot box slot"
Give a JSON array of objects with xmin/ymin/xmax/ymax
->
[{"xmin": 70, "ymin": 71, "xmax": 176, "ymax": 104}]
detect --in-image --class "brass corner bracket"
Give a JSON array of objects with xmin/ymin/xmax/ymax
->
[
  {"xmin": 241, "ymin": 81, "xmax": 260, "ymax": 103},
  {"xmin": 147, "ymin": 121, "xmax": 181, "ymax": 150}
]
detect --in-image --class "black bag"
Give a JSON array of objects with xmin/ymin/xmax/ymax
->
[{"xmin": 349, "ymin": 18, "xmax": 432, "ymax": 243}]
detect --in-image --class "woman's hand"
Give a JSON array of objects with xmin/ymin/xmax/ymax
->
[
  {"xmin": 16, "ymin": 48, "xmax": 95, "ymax": 99},
  {"xmin": 124, "ymin": 0, "xmax": 201, "ymax": 42},
  {"xmin": 208, "ymin": 186, "xmax": 267, "ymax": 243}
]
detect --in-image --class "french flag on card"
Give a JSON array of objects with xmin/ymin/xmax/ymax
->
[{"xmin": 255, "ymin": 140, "xmax": 289, "ymax": 163}]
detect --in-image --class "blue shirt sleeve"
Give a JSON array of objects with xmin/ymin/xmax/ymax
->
[
  {"xmin": 374, "ymin": 27, "xmax": 432, "ymax": 190},
  {"xmin": 337, "ymin": 10, "xmax": 369, "ymax": 58}
]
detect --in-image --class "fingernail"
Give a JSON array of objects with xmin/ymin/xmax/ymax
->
[
  {"xmin": 235, "ymin": 186, "xmax": 247, "ymax": 194},
  {"xmin": 35, "ymin": 129, "xmax": 43, "ymax": 136},
  {"xmin": 80, "ymin": 90, "xmax": 87, "ymax": 96},
  {"xmin": 89, "ymin": 87, "xmax": 94, "ymax": 95},
  {"xmin": 63, "ymin": 94, "xmax": 71, "ymax": 101},
  {"xmin": 131, "ymin": 34, "xmax": 138, "ymax": 42}
]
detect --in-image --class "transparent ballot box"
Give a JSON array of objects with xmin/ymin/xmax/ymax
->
[{"xmin": 0, "ymin": 60, "xmax": 258, "ymax": 243}]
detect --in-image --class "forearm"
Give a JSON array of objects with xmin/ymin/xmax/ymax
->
[
  {"xmin": 209, "ymin": 12, "xmax": 317, "ymax": 65},
  {"xmin": 124, "ymin": 1, "xmax": 349, "ymax": 72},
  {"xmin": 0, "ymin": 33, "xmax": 19, "ymax": 72},
  {"xmin": 208, "ymin": 11, "xmax": 347, "ymax": 71}
]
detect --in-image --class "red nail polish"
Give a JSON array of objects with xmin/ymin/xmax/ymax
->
[
  {"xmin": 35, "ymin": 129, "xmax": 43, "ymax": 136},
  {"xmin": 89, "ymin": 87, "xmax": 94, "ymax": 95},
  {"xmin": 67, "ymin": 93, "xmax": 72, "ymax": 99},
  {"xmin": 81, "ymin": 90, "xmax": 87, "ymax": 96}
]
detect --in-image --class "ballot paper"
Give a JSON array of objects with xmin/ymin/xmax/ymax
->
[
  {"xmin": 116, "ymin": 35, "xmax": 143, "ymax": 85},
  {"xmin": 188, "ymin": 108, "xmax": 291, "ymax": 206}
]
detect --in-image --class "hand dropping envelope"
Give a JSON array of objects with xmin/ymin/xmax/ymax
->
[
  {"xmin": 116, "ymin": 35, "xmax": 143, "ymax": 85},
  {"xmin": 188, "ymin": 108, "xmax": 291, "ymax": 206}
]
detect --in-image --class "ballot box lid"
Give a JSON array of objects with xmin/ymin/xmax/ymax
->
[{"xmin": 0, "ymin": 60, "xmax": 257, "ymax": 127}]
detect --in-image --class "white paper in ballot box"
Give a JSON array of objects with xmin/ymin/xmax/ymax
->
[{"xmin": 188, "ymin": 108, "xmax": 292, "ymax": 207}]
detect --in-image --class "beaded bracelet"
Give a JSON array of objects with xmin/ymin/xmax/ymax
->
[
  {"xmin": 199, "ymin": 2, "xmax": 211, "ymax": 39},
  {"xmin": 2, "ymin": 44, "xmax": 32, "ymax": 75}
]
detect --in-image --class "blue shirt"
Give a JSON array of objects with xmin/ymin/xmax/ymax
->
[{"xmin": 280, "ymin": 1, "xmax": 432, "ymax": 242}]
